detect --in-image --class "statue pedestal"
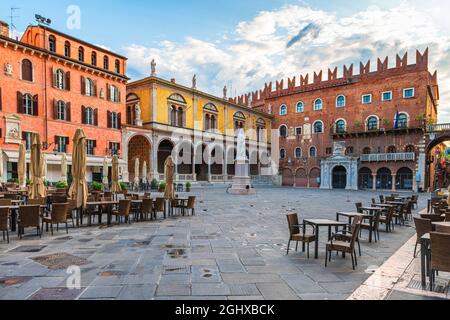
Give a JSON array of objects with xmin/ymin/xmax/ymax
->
[
  {"xmin": 228, "ymin": 159, "xmax": 256, "ymax": 195},
  {"xmin": 135, "ymin": 119, "xmax": 143, "ymax": 127}
]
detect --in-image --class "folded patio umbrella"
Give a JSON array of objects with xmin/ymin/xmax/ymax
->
[
  {"xmin": 164, "ymin": 156, "xmax": 175, "ymax": 200},
  {"xmin": 102, "ymin": 157, "xmax": 109, "ymax": 186},
  {"xmin": 0, "ymin": 148, "xmax": 3, "ymax": 188},
  {"xmin": 68, "ymin": 129, "xmax": 88, "ymax": 208},
  {"xmin": 111, "ymin": 155, "xmax": 121, "ymax": 193},
  {"xmin": 134, "ymin": 157, "xmax": 140, "ymax": 188},
  {"xmin": 142, "ymin": 161, "xmax": 148, "ymax": 185},
  {"xmin": 18, "ymin": 142, "xmax": 26, "ymax": 188},
  {"xmin": 61, "ymin": 153, "xmax": 68, "ymax": 183},
  {"xmin": 41, "ymin": 153, "xmax": 47, "ymax": 181},
  {"xmin": 29, "ymin": 134, "xmax": 46, "ymax": 199}
]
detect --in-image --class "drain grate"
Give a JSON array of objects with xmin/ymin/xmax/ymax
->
[
  {"xmin": 408, "ymin": 278, "xmax": 449, "ymax": 294},
  {"xmin": 9, "ymin": 245, "xmax": 47, "ymax": 253},
  {"xmin": 32, "ymin": 252, "xmax": 90, "ymax": 270},
  {"xmin": 28, "ymin": 287, "xmax": 85, "ymax": 300}
]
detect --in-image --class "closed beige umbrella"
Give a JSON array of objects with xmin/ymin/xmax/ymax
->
[
  {"xmin": 102, "ymin": 157, "xmax": 109, "ymax": 186},
  {"xmin": 61, "ymin": 153, "xmax": 68, "ymax": 183},
  {"xmin": 18, "ymin": 143, "xmax": 26, "ymax": 188},
  {"xmin": 41, "ymin": 153, "xmax": 47, "ymax": 181},
  {"xmin": 111, "ymin": 155, "xmax": 121, "ymax": 193},
  {"xmin": 142, "ymin": 161, "xmax": 148, "ymax": 185},
  {"xmin": 134, "ymin": 157, "xmax": 140, "ymax": 188},
  {"xmin": 29, "ymin": 134, "xmax": 46, "ymax": 199},
  {"xmin": 0, "ymin": 148, "xmax": 4, "ymax": 188},
  {"xmin": 68, "ymin": 129, "xmax": 88, "ymax": 208},
  {"xmin": 164, "ymin": 156, "xmax": 175, "ymax": 200}
]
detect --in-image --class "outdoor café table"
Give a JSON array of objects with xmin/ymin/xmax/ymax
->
[
  {"xmin": 361, "ymin": 206, "xmax": 384, "ymax": 214},
  {"xmin": 303, "ymin": 219, "xmax": 348, "ymax": 259},
  {"xmin": 336, "ymin": 212, "xmax": 374, "ymax": 241},
  {"xmin": 373, "ymin": 203, "xmax": 394, "ymax": 208},
  {"xmin": 85, "ymin": 201, "xmax": 119, "ymax": 226},
  {"xmin": 386, "ymin": 201, "xmax": 404, "ymax": 206},
  {"xmin": 432, "ymin": 221, "xmax": 450, "ymax": 233},
  {"xmin": 420, "ymin": 233, "xmax": 431, "ymax": 288}
]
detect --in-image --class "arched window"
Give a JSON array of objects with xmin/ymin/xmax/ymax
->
[
  {"xmin": 280, "ymin": 105, "xmax": 287, "ymax": 116},
  {"xmin": 335, "ymin": 120, "xmax": 346, "ymax": 133},
  {"xmin": 23, "ymin": 94, "xmax": 33, "ymax": 115},
  {"xmin": 170, "ymin": 106, "xmax": 177, "ymax": 126},
  {"xmin": 91, "ymin": 52, "xmax": 97, "ymax": 66},
  {"xmin": 280, "ymin": 149, "xmax": 286, "ymax": 159},
  {"xmin": 55, "ymin": 69, "xmax": 65, "ymax": 89},
  {"xmin": 336, "ymin": 95, "xmax": 346, "ymax": 108},
  {"xmin": 48, "ymin": 35, "xmax": 56, "ymax": 52},
  {"xmin": 204, "ymin": 114, "xmax": 210, "ymax": 131},
  {"xmin": 85, "ymin": 78, "xmax": 94, "ymax": 96},
  {"xmin": 296, "ymin": 102, "xmax": 304, "ymax": 113},
  {"xmin": 387, "ymin": 146, "xmax": 397, "ymax": 153},
  {"xmin": 115, "ymin": 60, "xmax": 120, "ymax": 73},
  {"xmin": 397, "ymin": 113, "xmax": 408, "ymax": 128},
  {"xmin": 405, "ymin": 145, "xmax": 415, "ymax": 153},
  {"xmin": 85, "ymin": 107, "xmax": 94, "ymax": 125},
  {"xmin": 367, "ymin": 116, "xmax": 378, "ymax": 131},
  {"xmin": 295, "ymin": 147, "xmax": 302, "ymax": 159},
  {"xmin": 314, "ymin": 99, "xmax": 323, "ymax": 111},
  {"xmin": 57, "ymin": 101, "xmax": 66, "ymax": 120},
  {"xmin": 233, "ymin": 112, "xmax": 246, "ymax": 131},
  {"xmin": 204, "ymin": 103, "xmax": 218, "ymax": 131},
  {"xmin": 309, "ymin": 146, "xmax": 317, "ymax": 158},
  {"xmin": 177, "ymin": 107, "xmax": 184, "ymax": 127},
  {"xmin": 78, "ymin": 47, "xmax": 84, "ymax": 62},
  {"xmin": 345, "ymin": 147, "xmax": 354, "ymax": 155},
  {"xmin": 363, "ymin": 147, "xmax": 371, "ymax": 155},
  {"xmin": 104, "ymin": 56, "xmax": 109, "ymax": 70},
  {"xmin": 279, "ymin": 125, "xmax": 287, "ymax": 137},
  {"xmin": 313, "ymin": 121, "xmax": 323, "ymax": 134},
  {"xmin": 21, "ymin": 59, "xmax": 33, "ymax": 82},
  {"xmin": 210, "ymin": 115, "xmax": 216, "ymax": 130},
  {"xmin": 64, "ymin": 41, "xmax": 70, "ymax": 57}
]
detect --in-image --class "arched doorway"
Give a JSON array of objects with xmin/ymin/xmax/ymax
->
[
  {"xmin": 281, "ymin": 168, "xmax": 294, "ymax": 186},
  {"xmin": 173, "ymin": 140, "xmax": 193, "ymax": 175},
  {"xmin": 210, "ymin": 144, "xmax": 224, "ymax": 176},
  {"xmin": 376, "ymin": 167, "xmax": 392, "ymax": 190},
  {"xmin": 157, "ymin": 140, "xmax": 174, "ymax": 174},
  {"xmin": 309, "ymin": 168, "xmax": 321, "ymax": 188},
  {"xmin": 226, "ymin": 147, "xmax": 236, "ymax": 176},
  {"xmin": 195, "ymin": 144, "xmax": 208, "ymax": 181},
  {"xmin": 358, "ymin": 167, "xmax": 373, "ymax": 190},
  {"xmin": 397, "ymin": 167, "xmax": 413, "ymax": 190},
  {"xmin": 295, "ymin": 168, "xmax": 307, "ymax": 187},
  {"xmin": 332, "ymin": 166, "xmax": 347, "ymax": 189},
  {"xmin": 425, "ymin": 133, "xmax": 450, "ymax": 191},
  {"xmin": 128, "ymin": 135, "xmax": 151, "ymax": 181}
]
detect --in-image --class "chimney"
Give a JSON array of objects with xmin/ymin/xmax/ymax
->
[
  {"xmin": 0, "ymin": 21, "xmax": 9, "ymax": 38},
  {"xmin": 170, "ymin": 78, "xmax": 176, "ymax": 83}
]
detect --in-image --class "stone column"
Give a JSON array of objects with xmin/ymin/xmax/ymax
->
[
  {"xmin": 392, "ymin": 174, "xmax": 397, "ymax": 191},
  {"xmin": 152, "ymin": 135, "xmax": 159, "ymax": 179},
  {"xmin": 372, "ymin": 173, "xmax": 377, "ymax": 191},
  {"xmin": 207, "ymin": 159, "xmax": 211, "ymax": 182}
]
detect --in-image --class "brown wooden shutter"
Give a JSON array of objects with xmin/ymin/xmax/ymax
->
[
  {"xmin": 53, "ymin": 99, "xmax": 58, "ymax": 119},
  {"xmin": 106, "ymin": 84, "xmax": 111, "ymax": 101},
  {"xmin": 0, "ymin": 87, "xmax": 2, "ymax": 111},
  {"xmin": 107, "ymin": 111, "xmax": 111, "ymax": 128},
  {"xmin": 66, "ymin": 102, "xmax": 71, "ymax": 122},
  {"xmin": 65, "ymin": 137, "xmax": 69, "ymax": 145},
  {"xmin": 109, "ymin": 142, "xmax": 112, "ymax": 152},
  {"xmin": 55, "ymin": 135, "xmax": 59, "ymax": 149},
  {"xmin": 118, "ymin": 112, "xmax": 122, "ymax": 129},
  {"xmin": 17, "ymin": 91, "xmax": 23, "ymax": 113},
  {"xmin": 52, "ymin": 67, "xmax": 56, "ymax": 88},
  {"xmin": 81, "ymin": 76, "xmax": 86, "ymax": 95},
  {"xmin": 33, "ymin": 95, "xmax": 39, "ymax": 116},
  {"xmin": 22, "ymin": 132, "xmax": 27, "ymax": 141},
  {"xmin": 81, "ymin": 106, "xmax": 86, "ymax": 124},
  {"xmin": 126, "ymin": 105, "xmax": 131, "ymax": 124},
  {"xmin": 94, "ymin": 108, "xmax": 98, "ymax": 126},
  {"xmin": 93, "ymin": 80, "xmax": 98, "ymax": 97},
  {"xmin": 93, "ymin": 140, "xmax": 97, "ymax": 148},
  {"xmin": 118, "ymin": 90, "xmax": 121, "ymax": 103},
  {"xmin": 65, "ymin": 71, "xmax": 71, "ymax": 91}
]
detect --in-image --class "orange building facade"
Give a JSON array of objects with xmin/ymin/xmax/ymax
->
[{"xmin": 0, "ymin": 22, "xmax": 127, "ymax": 183}]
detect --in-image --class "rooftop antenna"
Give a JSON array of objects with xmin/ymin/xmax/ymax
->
[{"xmin": 9, "ymin": 7, "xmax": 20, "ymax": 38}]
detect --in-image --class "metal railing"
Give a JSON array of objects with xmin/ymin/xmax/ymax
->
[
  {"xmin": 360, "ymin": 152, "xmax": 415, "ymax": 162},
  {"xmin": 426, "ymin": 123, "xmax": 450, "ymax": 133}
]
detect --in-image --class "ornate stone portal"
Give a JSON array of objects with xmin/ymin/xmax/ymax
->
[
  {"xmin": 228, "ymin": 129, "xmax": 256, "ymax": 195},
  {"xmin": 320, "ymin": 141, "xmax": 358, "ymax": 190}
]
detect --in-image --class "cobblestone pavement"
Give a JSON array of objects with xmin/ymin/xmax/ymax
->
[{"xmin": 0, "ymin": 187, "xmax": 427, "ymax": 300}]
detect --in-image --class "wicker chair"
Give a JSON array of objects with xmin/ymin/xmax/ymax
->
[
  {"xmin": 42, "ymin": 203, "xmax": 70, "ymax": 235},
  {"xmin": 111, "ymin": 200, "xmax": 132, "ymax": 224},
  {"xmin": 360, "ymin": 210, "xmax": 381, "ymax": 242},
  {"xmin": 178, "ymin": 196, "xmax": 196, "ymax": 216},
  {"xmin": 371, "ymin": 198, "xmax": 377, "ymax": 205},
  {"xmin": 0, "ymin": 199, "xmax": 12, "ymax": 206},
  {"xmin": 429, "ymin": 232, "xmax": 450, "ymax": 290},
  {"xmin": 52, "ymin": 195, "xmax": 68, "ymax": 204},
  {"xmin": 355, "ymin": 202, "xmax": 363, "ymax": 213},
  {"xmin": 379, "ymin": 195, "xmax": 385, "ymax": 204},
  {"xmin": 435, "ymin": 224, "xmax": 450, "ymax": 234},
  {"xmin": 410, "ymin": 195, "xmax": 418, "ymax": 209},
  {"xmin": 286, "ymin": 213, "xmax": 316, "ymax": 258},
  {"xmin": 3, "ymin": 193, "xmax": 20, "ymax": 200},
  {"xmin": 445, "ymin": 212, "xmax": 450, "ymax": 222},
  {"xmin": 404, "ymin": 201, "xmax": 413, "ymax": 221},
  {"xmin": 413, "ymin": 217, "xmax": 433, "ymax": 258},
  {"xmin": 393, "ymin": 203, "xmax": 406, "ymax": 225},
  {"xmin": 153, "ymin": 198, "xmax": 166, "ymax": 220},
  {"xmin": 28, "ymin": 198, "xmax": 46, "ymax": 205},
  {"xmin": 66, "ymin": 199, "xmax": 77, "ymax": 227},
  {"xmin": 0, "ymin": 207, "xmax": 9, "ymax": 243},
  {"xmin": 140, "ymin": 198, "xmax": 153, "ymax": 221},
  {"xmin": 17, "ymin": 205, "xmax": 41, "ymax": 239},
  {"xmin": 325, "ymin": 215, "xmax": 363, "ymax": 270},
  {"xmin": 170, "ymin": 199, "xmax": 182, "ymax": 216},
  {"xmin": 419, "ymin": 213, "xmax": 444, "ymax": 222},
  {"xmin": 379, "ymin": 206, "xmax": 395, "ymax": 232}
]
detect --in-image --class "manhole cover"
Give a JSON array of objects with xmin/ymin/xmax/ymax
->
[
  {"xmin": 28, "ymin": 287, "xmax": 85, "ymax": 300},
  {"xmin": 167, "ymin": 249, "xmax": 188, "ymax": 259},
  {"xmin": 0, "ymin": 276, "xmax": 32, "ymax": 286},
  {"xmin": 9, "ymin": 245, "xmax": 47, "ymax": 253},
  {"xmin": 408, "ymin": 278, "xmax": 449, "ymax": 294},
  {"xmin": 98, "ymin": 270, "xmax": 126, "ymax": 276},
  {"xmin": 32, "ymin": 253, "xmax": 90, "ymax": 270}
]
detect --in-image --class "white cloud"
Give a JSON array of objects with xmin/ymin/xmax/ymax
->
[{"xmin": 123, "ymin": 1, "xmax": 450, "ymax": 122}]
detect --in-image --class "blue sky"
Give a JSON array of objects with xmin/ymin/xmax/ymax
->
[{"xmin": 1, "ymin": 1, "xmax": 449, "ymax": 121}]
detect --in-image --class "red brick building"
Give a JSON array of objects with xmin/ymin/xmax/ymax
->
[
  {"xmin": 232, "ymin": 49, "xmax": 439, "ymax": 191},
  {"xmin": 0, "ymin": 22, "xmax": 127, "ymax": 183}
]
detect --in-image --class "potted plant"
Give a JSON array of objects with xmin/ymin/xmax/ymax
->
[
  {"xmin": 26, "ymin": 178, "xmax": 31, "ymax": 186},
  {"xmin": 382, "ymin": 118, "xmax": 390, "ymax": 128},
  {"xmin": 186, "ymin": 182, "xmax": 192, "ymax": 192},
  {"xmin": 159, "ymin": 181, "xmax": 166, "ymax": 192},
  {"xmin": 119, "ymin": 181, "xmax": 128, "ymax": 191},
  {"xmin": 91, "ymin": 181, "xmax": 103, "ymax": 192},
  {"xmin": 56, "ymin": 181, "xmax": 68, "ymax": 189},
  {"xmin": 151, "ymin": 178, "xmax": 159, "ymax": 190}
]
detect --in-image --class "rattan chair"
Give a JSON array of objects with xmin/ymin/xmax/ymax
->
[
  {"xmin": 411, "ymin": 195, "xmax": 418, "ymax": 209},
  {"xmin": 379, "ymin": 195, "xmax": 385, "ymax": 204},
  {"xmin": 52, "ymin": 195, "xmax": 68, "ymax": 204},
  {"xmin": 355, "ymin": 202, "xmax": 363, "ymax": 213},
  {"xmin": 419, "ymin": 213, "xmax": 444, "ymax": 222},
  {"xmin": 28, "ymin": 198, "xmax": 46, "ymax": 205},
  {"xmin": 0, "ymin": 207, "xmax": 9, "ymax": 243},
  {"xmin": 435, "ymin": 224, "xmax": 450, "ymax": 234},
  {"xmin": 178, "ymin": 196, "xmax": 196, "ymax": 216},
  {"xmin": 140, "ymin": 198, "xmax": 153, "ymax": 221},
  {"xmin": 286, "ymin": 213, "xmax": 316, "ymax": 258},
  {"xmin": 360, "ymin": 210, "xmax": 381, "ymax": 242},
  {"xmin": 379, "ymin": 206, "xmax": 395, "ymax": 232},
  {"xmin": 153, "ymin": 198, "xmax": 166, "ymax": 220},
  {"xmin": 326, "ymin": 215, "xmax": 363, "ymax": 270},
  {"xmin": 429, "ymin": 232, "xmax": 450, "ymax": 290},
  {"xmin": 111, "ymin": 200, "xmax": 132, "ymax": 224},
  {"xmin": 413, "ymin": 217, "xmax": 433, "ymax": 258},
  {"xmin": 445, "ymin": 212, "xmax": 450, "ymax": 222},
  {"xmin": 42, "ymin": 203, "xmax": 70, "ymax": 235},
  {"xmin": 371, "ymin": 198, "xmax": 377, "ymax": 205},
  {"xmin": 67, "ymin": 199, "xmax": 77, "ymax": 227},
  {"xmin": 0, "ymin": 199, "xmax": 12, "ymax": 206},
  {"xmin": 3, "ymin": 193, "xmax": 20, "ymax": 200},
  {"xmin": 170, "ymin": 199, "xmax": 182, "ymax": 216},
  {"xmin": 17, "ymin": 205, "xmax": 41, "ymax": 239}
]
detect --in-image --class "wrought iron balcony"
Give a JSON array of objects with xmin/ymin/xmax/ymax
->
[
  {"xmin": 360, "ymin": 152, "xmax": 416, "ymax": 162},
  {"xmin": 426, "ymin": 123, "xmax": 450, "ymax": 133}
]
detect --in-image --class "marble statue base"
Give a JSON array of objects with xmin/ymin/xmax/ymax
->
[{"xmin": 228, "ymin": 159, "xmax": 256, "ymax": 195}]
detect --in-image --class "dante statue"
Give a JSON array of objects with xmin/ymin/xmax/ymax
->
[
  {"xmin": 236, "ymin": 128, "xmax": 247, "ymax": 161},
  {"xmin": 192, "ymin": 74, "xmax": 197, "ymax": 89},
  {"xmin": 151, "ymin": 59, "xmax": 156, "ymax": 76}
]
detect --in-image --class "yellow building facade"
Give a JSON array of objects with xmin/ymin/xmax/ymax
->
[{"xmin": 123, "ymin": 75, "xmax": 273, "ymax": 183}]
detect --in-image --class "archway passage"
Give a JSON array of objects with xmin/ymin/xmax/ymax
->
[
  {"xmin": 128, "ymin": 135, "xmax": 151, "ymax": 181},
  {"xmin": 425, "ymin": 133, "xmax": 450, "ymax": 191},
  {"xmin": 295, "ymin": 168, "xmax": 307, "ymax": 188},
  {"xmin": 358, "ymin": 167, "xmax": 373, "ymax": 190},
  {"xmin": 157, "ymin": 140, "xmax": 174, "ymax": 174},
  {"xmin": 376, "ymin": 167, "xmax": 392, "ymax": 190},
  {"xmin": 332, "ymin": 166, "xmax": 347, "ymax": 189},
  {"xmin": 396, "ymin": 167, "xmax": 413, "ymax": 190},
  {"xmin": 309, "ymin": 168, "xmax": 321, "ymax": 188},
  {"xmin": 195, "ymin": 144, "xmax": 208, "ymax": 182},
  {"xmin": 282, "ymin": 168, "xmax": 294, "ymax": 186}
]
